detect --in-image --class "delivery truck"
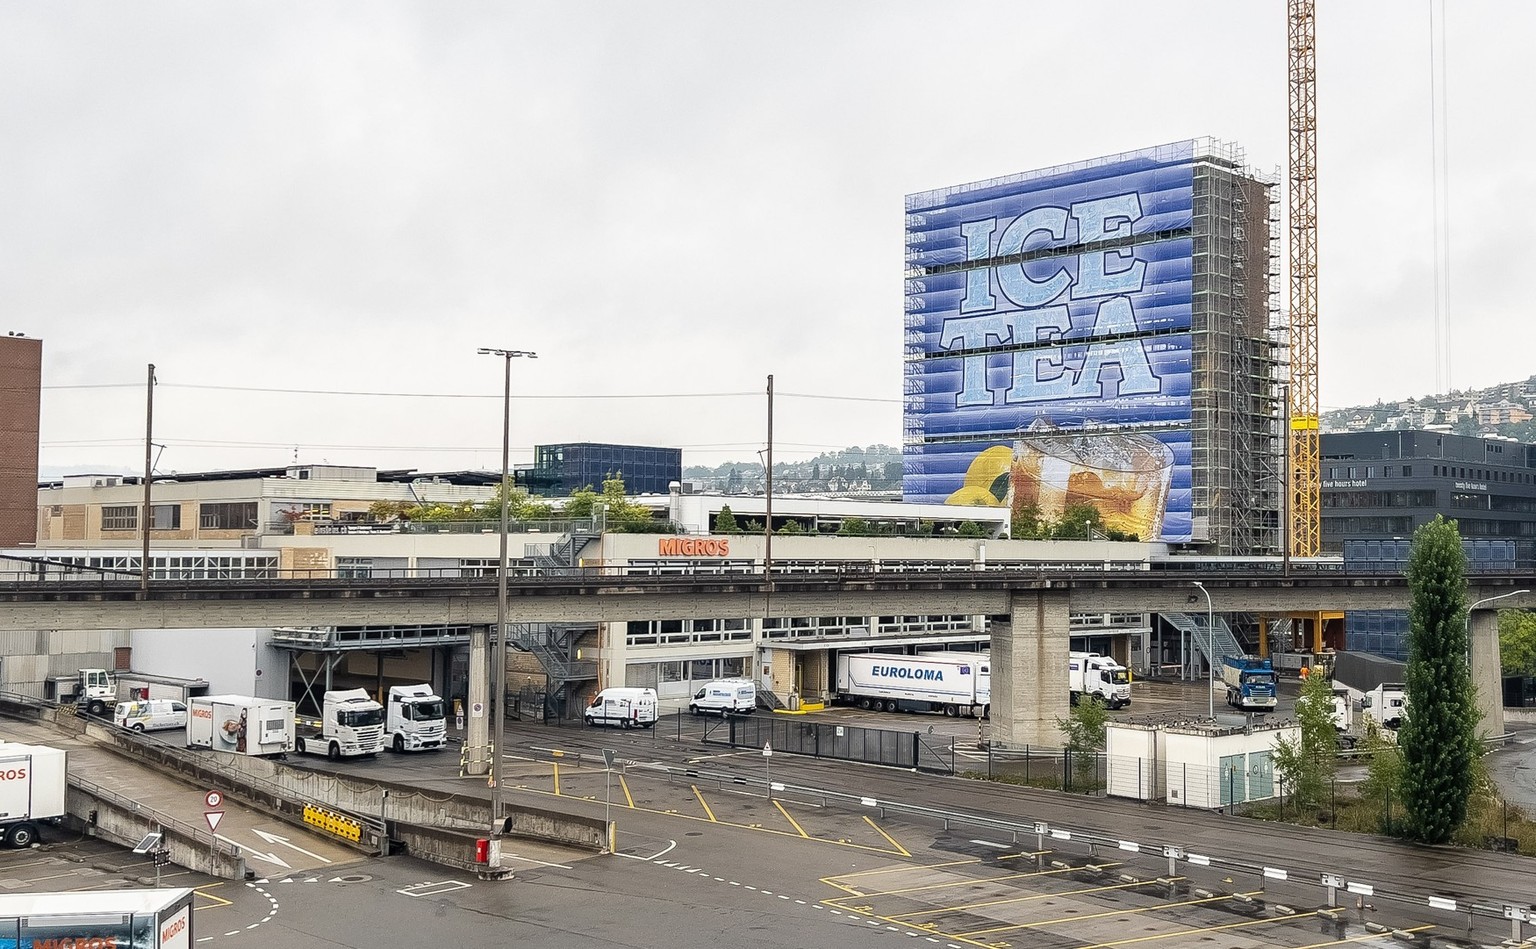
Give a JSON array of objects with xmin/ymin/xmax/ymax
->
[
  {"xmin": 688, "ymin": 678, "xmax": 757, "ymax": 717},
  {"xmin": 0, "ymin": 743, "xmax": 66, "ymax": 848},
  {"xmin": 188, "ymin": 695, "xmax": 296, "ymax": 757},
  {"xmin": 0, "ymin": 887, "xmax": 194, "ymax": 947},
  {"xmin": 835, "ymin": 653, "xmax": 989, "ymax": 717},
  {"xmin": 1219, "ymin": 656, "xmax": 1280, "ymax": 711},
  {"xmin": 386, "ymin": 684, "xmax": 447, "ymax": 752},
  {"xmin": 1069, "ymin": 651, "xmax": 1132, "ymax": 709},
  {"xmin": 297, "ymin": 688, "xmax": 386, "ymax": 759},
  {"xmin": 584, "ymin": 687, "xmax": 658, "ymax": 728},
  {"xmin": 45, "ymin": 668, "xmax": 117, "ymax": 717}
]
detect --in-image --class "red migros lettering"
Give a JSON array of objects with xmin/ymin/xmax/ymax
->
[
  {"xmin": 656, "ymin": 537, "xmax": 730, "ymax": 557},
  {"xmin": 31, "ymin": 937, "xmax": 120, "ymax": 948},
  {"xmin": 0, "ymin": 767, "xmax": 27, "ymax": 781},
  {"xmin": 161, "ymin": 914, "xmax": 188, "ymax": 942},
  {"xmin": 191, "ymin": 707, "xmax": 214, "ymax": 719}
]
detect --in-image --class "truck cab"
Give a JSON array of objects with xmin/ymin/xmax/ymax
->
[
  {"xmin": 1363, "ymin": 683, "xmax": 1407, "ymax": 729},
  {"xmin": 386, "ymin": 684, "xmax": 447, "ymax": 752},
  {"xmin": 48, "ymin": 669, "xmax": 117, "ymax": 717},
  {"xmin": 1069, "ymin": 652, "xmax": 1132, "ymax": 709},
  {"xmin": 1221, "ymin": 656, "xmax": 1279, "ymax": 711},
  {"xmin": 298, "ymin": 689, "xmax": 386, "ymax": 759}
]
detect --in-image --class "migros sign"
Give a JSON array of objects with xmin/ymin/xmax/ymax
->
[{"xmin": 657, "ymin": 537, "xmax": 730, "ymax": 557}]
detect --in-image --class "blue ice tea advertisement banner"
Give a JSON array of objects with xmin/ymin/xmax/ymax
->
[{"xmin": 903, "ymin": 142, "xmax": 1197, "ymax": 542}]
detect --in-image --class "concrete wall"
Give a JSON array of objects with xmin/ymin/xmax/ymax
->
[
  {"xmin": 65, "ymin": 785, "xmax": 248, "ymax": 880},
  {"xmin": 0, "ymin": 628, "xmax": 130, "ymax": 697},
  {"xmin": 129, "ymin": 627, "xmax": 285, "ymax": 700}
]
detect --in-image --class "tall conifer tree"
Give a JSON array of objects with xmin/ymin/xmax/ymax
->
[{"xmin": 1399, "ymin": 515, "xmax": 1478, "ymax": 843}]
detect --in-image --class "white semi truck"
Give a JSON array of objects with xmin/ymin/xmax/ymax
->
[
  {"xmin": 0, "ymin": 742, "xmax": 66, "ymax": 849},
  {"xmin": 297, "ymin": 689, "xmax": 386, "ymax": 759},
  {"xmin": 836, "ymin": 653, "xmax": 989, "ymax": 717},
  {"xmin": 1069, "ymin": 652, "xmax": 1132, "ymax": 709},
  {"xmin": 189, "ymin": 695, "xmax": 297, "ymax": 757},
  {"xmin": 385, "ymin": 684, "xmax": 447, "ymax": 752},
  {"xmin": 1363, "ymin": 683, "xmax": 1407, "ymax": 729}
]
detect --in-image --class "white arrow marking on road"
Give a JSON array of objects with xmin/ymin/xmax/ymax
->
[
  {"xmin": 253, "ymin": 829, "xmax": 333, "ymax": 864},
  {"xmin": 213, "ymin": 833, "xmax": 291, "ymax": 869}
]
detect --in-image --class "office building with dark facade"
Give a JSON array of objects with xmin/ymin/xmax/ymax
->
[
  {"xmin": 1323, "ymin": 429, "xmax": 1536, "ymax": 659},
  {"xmin": 521, "ymin": 443, "xmax": 682, "ymax": 497}
]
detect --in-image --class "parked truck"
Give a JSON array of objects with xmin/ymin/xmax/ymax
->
[
  {"xmin": 1219, "ymin": 656, "xmax": 1279, "ymax": 711},
  {"xmin": 1363, "ymin": 683, "xmax": 1407, "ymax": 729},
  {"xmin": 386, "ymin": 684, "xmax": 447, "ymax": 752},
  {"xmin": 0, "ymin": 742, "xmax": 66, "ymax": 848},
  {"xmin": 0, "ymin": 887, "xmax": 195, "ymax": 945},
  {"xmin": 189, "ymin": 695, "xmax": 297, "ymax": 757},
  {"xmin": 46, "ymin": 668, "xmax": 117, "ymax": 717},
  {"xmin": 297, "ymin": 688, "xmax": 385, "ymax": 759},
  {"xmin": 835, "ymin": 653, "xmax": 989, "ymax": 717},
  {"xmin": 1069, "ymin": 652, "xmax": 1132, "ymax": 709}
]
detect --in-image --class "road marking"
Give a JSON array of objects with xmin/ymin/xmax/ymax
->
[
  {"xmin": 687, "ymin": 751, "xmax": 751, "ymax": 762},
  {"xmin": 614, "ymin": 839, "xmax": 677, "ymax": 862},
  {"xmin": 398, "ymin": 880, "xmax": 474, "ymax": 898},
  {"xmin": 1289, "ymin": 924, "xmax": 1435, "ymax": 949},
  {"xmin": 826, "ymin": 860, "xmax": 1112, "ymax": 901},
  {"xmin": 960, "ymin": 890, "xmax": 1272, "ymax": 939},
  {"xmin": 619, "ymin": 774, "xmax": 635, "ymax": 808},
  {"xmin": 193, "ymin": 882, "xmax": 233, "ymax": 908},
  {"xmin": 552, "ymin": 761, "xmax": 561, "ymax": 796},
  {"xmin": 253, "ymin": 829, "xmax": 333, "ymax": 864},
  {"xmin": 214, "ymin": 833, "xmax": 290, "ymax": 869},
  {"xmin": 692, "ymin": 786, "xmax": 718, "ymax": 822},
  {"xmin": 775, "ymin": 800, "xmax": 809, "ymax": 838},
  {"xmin": 862, "ymin": 816, "xmax": 910, "ymax": 858},
  {"xmin": 889, "ymin": 875, "xmax": 1183, "ymax": 919},
  {"xmin": 502, "ymin": 853, "xmax": 573, "ymax": 869},
  {"xmin": 1075, "ymin": 909, "xmax": 1315, "ymax": 948}
]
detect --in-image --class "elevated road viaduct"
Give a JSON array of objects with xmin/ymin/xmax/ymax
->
[{"xmin": 2, "ymin": 569, "xmax": 1527, "ymax": 746}]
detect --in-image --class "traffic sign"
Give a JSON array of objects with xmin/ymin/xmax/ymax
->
[
  {"xmin": 471, "ymin": 702, "xmax": 485, "ymax": 717},
  {"xmin": 205, "ymin": 811, "xmax": 224, "ymax": 833},
  {"xmin": 205, "ymin": 790, "xmax": 222, "ymax": 809},
  {"xmin": 762, "ymin": 742, "xmax": 772, "ymax": 757}
]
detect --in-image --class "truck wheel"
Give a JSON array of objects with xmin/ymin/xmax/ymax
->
[
  {"xmin": 132, "ymin": 723, "xmax": 146, "ymax": 732},
  {"xmin": 621, "ymin": 718, "xmax": 632, "ymax": 730},
  {"xmin": 688, "ymin": 705, "xmax": 700, "ymax": 716},
  {"xmin": 858, "ymin": 698, "xmax": 872, "ymax": 710},
  {"xmin": 584, "ymin": 716, "xmax": 594, "ymax": 727},
  {"xmin": 328, "ymin": 741, "xmax": 341, "ymax": 761},
  {"xmin": 7, "ymin": 823, "xmax": 37, "ymax": 848},
  {"xmin": 393, "ymin": 734, "xmax": 405, "ymax": 753},
  {"xmin": 88, "ymin": 700, "xmax": 106, "ymax": 717},
  {"xmin": 297, "ymin": 737, "xmax": 307, "ymax": 754}
]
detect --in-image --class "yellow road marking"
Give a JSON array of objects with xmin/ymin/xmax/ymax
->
[
  {"xmin": 619, "ymin": 774, "xmax": 635, "ymax": 808},
  {"xmin": 692, "ymin": 786, "xmax": 717, "ymax": 822},
  {"xmin": 1287, "ymin": 925, "xmax": 1435, "ymax": 949},
  {"xmin": 1075, "ymin": 909, "xmax": 1314, "ymax": 949},
  {"xmin": 552, "ymin": 761, "xmax": 561, "ymax": 795},
  {"xmin": 862, "ymin": 815, "xmax": 911, "ymax": 858},
  {"xmin": 959, "ymin": 890, "xmax": 1268, "ymax": 938},
  {"xmin": 508, "ymin": 783, "xmax": 907, "ymax": 856},
  {"xmin": 193, "ymin": 882, "xmax": 233, "ymax": 908},
  {"xmin": 824, "ymin": 858, "xmax": 1098, "ymax": 902},
  {"xmin": 890, "ymin": 874, "xmax": 1178, "ymax": 919},
  {"xmin": 775, "ymin": 800, "xmax": 809, "ymax": 838},
  {"xmin": 825, "ymin": 857, "xmax": 984, "ymax": 882}
]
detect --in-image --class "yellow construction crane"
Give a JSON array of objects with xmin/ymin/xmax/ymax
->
[{"xmin": 1288, "ymin": 0, "xmax": 1321, "ymax": 557}]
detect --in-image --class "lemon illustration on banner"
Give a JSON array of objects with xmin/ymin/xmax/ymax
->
[{"xmin": 945, "ymin": 445, "xmax": 1013, "ymax": 506}]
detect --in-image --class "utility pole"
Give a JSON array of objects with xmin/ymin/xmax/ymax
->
[
  {"xmin": 476, "ymin": 346, "xmax": 537, "ymax": 827},
  {"xmin": 763, "ymin": 374, "xmax": 774, "ymax": 644},
  {"xmin": 140, "ymin": 364, "xmax": 156, "ymax": 597}
]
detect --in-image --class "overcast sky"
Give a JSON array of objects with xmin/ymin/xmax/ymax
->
[{"xmin": 7, "ymin": 2, "xmax": 1532, "ymax": 477}]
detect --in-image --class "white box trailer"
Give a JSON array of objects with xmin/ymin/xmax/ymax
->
[
  {"xmin": 836, "ymin": 653, "xmax": 988, "ymax": 717},
  {"xmin": 188, "ymin": 695, "xmax": 296, "ymax": 757},
  {"xmin": 0, "ymin": 743, "xmax": 66, "ymax": 848},
  {"xmin": 0, "ymin": 887, "xmax": 194, "ymax": 947}
]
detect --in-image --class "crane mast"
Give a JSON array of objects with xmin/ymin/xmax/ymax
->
[{"xmin": 1287, "ymin": 0, "xmax": 1321, "ymax": 557}]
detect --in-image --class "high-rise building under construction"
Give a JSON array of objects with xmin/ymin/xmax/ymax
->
[{"xmin": 903, "ymin": 140, "xmax": 1283, "ymax": 554}]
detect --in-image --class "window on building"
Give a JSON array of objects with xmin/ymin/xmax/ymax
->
[
  {"xmin": 1403, "ymin": 466, "xmax": 1412, "ymax": 477},
  {"xmin": 199, "ymin": 502, "xmax": 258, "ymax": 530},
  {"xmin": 151, "ymin": 504, "xmax": 181, "ymax": 530},
  {"xmin": 101, "ymin": 505, "xmax": 138, "ymax": 531}
]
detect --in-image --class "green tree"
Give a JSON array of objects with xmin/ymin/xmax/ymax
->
[
  {"xmin": 1398, "ymin": 515, "xmax": 1479, "ymax": 843},
  {"xmin": 713, "ymin": 505, "xmax": 740, "ymax": 534},
  {"xmin": 1057, "ymin": 697, "xmax": 1108, "ymax": 785},
  {"xmin": 1011, "ymin": 503, "xmax": 1051, "ymax": 540},
  {"xmin": 1499, "ymin": 609, "xmax": 1536, "ymax": 677},
  {"xmin": 838, "ymin": 517, "xmax": 871, "ymax": 536},
  {"xmin": 564, "ymin": 476, "xmax": 660, "ymax": 532},
  {"xmin": 1270, "ymin": 669, "xmax": 1337, "ymax": 811},
  {"xmin": 957, "ymin": 520, "xmax": 984, "ymax": 538},
  {"xmin": 1357, "ymin": 717, "xmax": 1405, "ymax": 834},
  {"xmin": 1052, "ymin": 504, "xmax": 1103, "ymax": 540},
  {"xmin": 477, "ymin": 479, "xmax": 554, "ymax": 522},
  {"xmin": 777, "ymin": 519, "xmax": 804, "ymax": 535}
]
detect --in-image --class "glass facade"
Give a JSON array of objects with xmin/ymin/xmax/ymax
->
[{"xmin": 524, "ymin": 443, "xmax": 682, "ymax": 497}]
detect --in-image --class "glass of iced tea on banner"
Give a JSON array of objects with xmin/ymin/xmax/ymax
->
[{"xmin": 1009, "ymin": 424, "xmax": 1174, "ymax": 540}]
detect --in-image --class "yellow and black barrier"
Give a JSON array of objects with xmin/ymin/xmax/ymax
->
[{"xmin": 303, "ymin": 803, "xmax": 362, "ymax": 843}]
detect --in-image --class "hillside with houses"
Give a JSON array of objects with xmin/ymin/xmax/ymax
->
[{"xmin": 1322, "ymin": 376, "xmax": 1536, "ymax": 443}]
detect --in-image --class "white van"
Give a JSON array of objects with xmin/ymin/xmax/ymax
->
[
  {"xmin": 689, "ymin": 678, "xmax": 756, "ymax": 716},
  {"xmin": 114, "ymin": 699, "xmax": 189, "ymax": 733},
  {"xmin": 584, "ymin": 687, "xmax": 658, "ymax": 729}
]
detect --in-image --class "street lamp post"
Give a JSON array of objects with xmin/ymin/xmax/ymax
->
[
  {"xmin": 478, "ymin": 346, "xmax": 537, "ymax": 830},
  {"xmin": 1193, "ymin": 581, "xmax": 1215, "ymax": 719}
]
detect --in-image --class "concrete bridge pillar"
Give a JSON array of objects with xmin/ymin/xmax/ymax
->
[
  {"xmin": 1469, "ymin": 609, "xmax": 1506, "ymax": 740},
  {"xmin": 992, "ymin": 591, "xmax": 1072, "ymax": 748},
  {"xmin": 465, "ymin": 623, "xmax": 490, "ymax": 775}
]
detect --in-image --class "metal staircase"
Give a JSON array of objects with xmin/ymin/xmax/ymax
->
[
  {"xmin": 527, "ymin": 526, "xmax": 600, "ymax": 576},
  {"xmin": 508, "ymin": 622, "xmax": 598, "ymax": 720},
  {"xmin": 1160, "ymin": 612, "xmax": 1245, "ymax": 678}
]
